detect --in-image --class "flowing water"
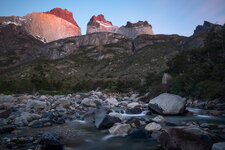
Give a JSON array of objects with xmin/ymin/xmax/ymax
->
[{"xmin": 2, "ymin": 107, "xmax": 225, "ymax": 150}]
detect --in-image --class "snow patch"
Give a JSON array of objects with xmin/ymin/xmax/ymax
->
[{"xmin": 2, "ymin": 21, "xmax": 21, "ymax": 26}]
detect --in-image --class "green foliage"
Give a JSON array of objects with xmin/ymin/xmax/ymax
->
[{"xmin": 168, "ymin": 25, "xmax": 225, "ymax": 99}]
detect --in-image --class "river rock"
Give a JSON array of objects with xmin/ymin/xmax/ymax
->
[
  {"xmin": 145, "ymin": 122, "xmax": 162, "ymax": 132},
  {"xmin": 109, "ymin": 123, "xmax": 131, "ymax": 135},
  {"xmin": 0, "ymin": 95, "xmax": 15, "ymax": 104},
  {"xmin": 158, "ymin": 126, "xmax": 221, "ymax": 150},
  {"xmin": 81, "ymin": 98, "xmax": 96, "ymax": 107},
  {"xmin": 126, "ymin": 107, "xmax": 142, "ymax": 114},
  {"xmin": 95, "ymin": 111, "xmax": 121, "ymax": 129},
  {"xmin": 14, "ymin": 112, "xmax": 41, "ymax": 126},
  {"xmin": 109, "ymin": 112, "xmax": 124, "ymax": 121},
  {"xmin": 127, "ymin": 102, "xmax": 141, "ymax": 109},
  {"xmin": 54, "ymin": 98, "xmax": 71, "ymax": 108},
  {"xmin": 212, "ymin": 142, "xmax": 225, "ymax": 150},
  {"xmin": 148, "ymin": 93, "xmax": 186, "ymax": 115},
  {"xmin": 26, "ymin": 99, "xmax": 46, "ymax": 111},
  {"xmin": 105, "ymin": 97, "xmax": 119, "ymax": 106},
  {"xmin": 39, "ymin": 131, "xmax": 63, "ymax": 150},
  {"xmin": 40, "ymin": 95, "xmax": 48, "ymax": 101},
  {"xmin": 152, "ymin": 115, "xmax": 165, "ymax": 123}
]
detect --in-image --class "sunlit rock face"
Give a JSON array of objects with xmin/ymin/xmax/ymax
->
[
  {"xmin": 22, "ymin": 12, "xmax": 80, "ymax": 42},
  {"xmin": 45, "ymin": 8, "xmax": 79, "ymax": 27},
  {"xmin": 0, "ymin": 8, "xmax": 81, "ymax": 42},
  {"xmin": 117, "ymin": 21, "xmax": 154, "ymax": 39},
  {"xmin": 87, "ymin": 14, "xmax": 118, "ymax": 34}
]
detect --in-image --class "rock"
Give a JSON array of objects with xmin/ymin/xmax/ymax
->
[
  {"xmin": 117, "ymin": 21, "xmax": 154, "ymax": 39},
  {"xmin": 0, "ymin": 95, "xmax": 15, "ymax": 104},
  {"xmin": 95, "ymin": 114, "xmax": 121, "ymax": 129},
  {"xmin": 22, "ymin": 9, "xmax": 80, "ymax": 42},
  {"xmin": 56, "ymin": 98, "xmax": 71, "ymax": 108},
  {"xmin": 14, "ymin": 112, "xmax": 41, "ymax": 126},
  {"xmin": 127, "ymin": 102, "xmax": 141, "ymax": 109},
  {"xmin": 152, "ymin": 115, "xmax": 165, "ymax": 123},
  {"xmin": 109, "ymin": 112, "xmax": 124, "ymax": 121},
  {"xmin": 158, "ymin": 126, "xmax": 221, "ymax": 150},
  {"xmin": 40, "ymin": 95, "xmax": 48, "ymax": 101},
  {"xmin": 126, "ymin": 107, "xmax": 142, "ymax": 114},
  {"xmin": 109, "ymin": 123, "xmax": 131, "ymax": 135},
  {"xmin": 212, "ymin": 142, "xmax": 225, "ymax": 150},
  {"xmin": 162, "ymin": 73, "xmax": 172, "ymax": 85},
  {"xmin": 26, "ymin": 99, "xmax": 46, "ymax": 111},
  {"xmin": 45, "ymin": 8, "xmax": 79, "ymax": 27},
  {"xmin": 81, "ymin": 98, "xmax": 96, "ymax": 107},
  {"xmin": 127, "ymin": 129, "xmax": 149, "ymax": 139},
  {"xmin": 126, "ymin": 117, "xmax": 141, "ymax": 128},
  {"xmin": 145, "ymin": 122, "xmax": 162, "ymax": 132},
  {"xmin": 194, "ymin": 21, "xmax": 221, "ymax": 35},
  {"xmin": 87, "ymin": 14, "xmax": 118, "ymax": 34},
  {"xmin": 39, "ymin": 132, "xmax": 63, "ymax": 150},
  {"xmin": 105, "ymin": 97, "xmax": 119, "ymax": 106},
  {"xmin": 149, "ymin": 93, "xmax": 186, "ymax": 115},
  {"xmin": 205, "ymin": 110, "xmax": 222, "ymax": 116},
  {"xmin": 0, "ymin": 109, "xmax": 12, "ymax": 118},
  {"xmin": 83, "ymin": 108, "xmax": 96, "ymax": 123},
  {"xmin": 0, "ymin": 125, "xmax": 16, "ymax": 134}
]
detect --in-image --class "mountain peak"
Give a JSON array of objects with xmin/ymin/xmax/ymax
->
[
  {"xmin": 45, "ymin": 8, "xmax": 78, "ymax": 27},
  {"xmin": 88, "ymin": 14, "xmax": 113, "ymax": 26},
  {"xmin": 194, "ymin": 21, "xmax": 221, "ymax": 35},
  {"xmin": 125, "ymin": 21, "xmax": 152, "ymax": 28},
  {"xmin": 86, "ymin": 14, "xmax": 117, "ymax": 34}
]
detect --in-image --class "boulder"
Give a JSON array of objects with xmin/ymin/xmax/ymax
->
[
  {"xmin": 149, "ymin": 93, "xmax": 186, "ymax": 115},
  {"xmin": 57, "ymin": 98, "xmax": 70, "ymax": 108},
  {"xmin": 127, "ymin": 102, "xmax": 141, "ymax": 109},
  {"xmin": 105, "ymin": 97, "xmax": 119, "ymax": 106},
  {"xmin": 26, "ymin": 99, "xmax": 46, "ymax": 111},
  {"xmin": 212, "ymin": 142, "xmax": 225, "ymax": 150},
  {"xmin": 152, "ymin": 115, "xmax": 165, "ymax": 123},
  {"xmin": 109, "ymin": 112, "xmax": 124, "ymax": 121},
  {"xmin": 109, "ymin": 123, "xmax": 131, "ymax": 135},
  {"xmin": 158, "ymin": 126, "xmax": 221, "ymax": 150},
  {"xmin": 0, "ymin": 109, "xmax": 12, "ymax": 118},
  {"xmin": 126, "ymin": 107, "xmax": 142, "ymax": 114},
  {"xmin": 144, "ymin": 122, "xmax": 162, "ymax": 132},
  {"xmin": 0, "ymin": 95, "xmax": 15, "ymax": 104},
  {"xmin": 81, "ymin": 98, "xmax": 96, "ymax": 107},
  {"xmin": 95, "ymin": 109, "xmax": 121, "ymax": 129}
]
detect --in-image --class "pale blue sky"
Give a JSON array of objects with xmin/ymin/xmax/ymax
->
[{"xmin": 0, "ymin": 0, "xmax": 225, "ymax": 36}]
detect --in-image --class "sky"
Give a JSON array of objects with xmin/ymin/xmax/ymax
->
[{"xmin": 0, "ymin": 0, "xmax": 225, "ymax": 36}]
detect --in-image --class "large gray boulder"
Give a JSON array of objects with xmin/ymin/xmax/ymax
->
[
  {"xmin": 212, "ymin": 142, "xmax": 225, "ymax": 150},
  {"xmin": 26, "ymin": 99, "xmax": 46, "ymax": 111},
  {"xmin": 158, "ymin": 126, "xmax": 221, "ymax": 150},
  {"xmin": 148, "ymin": 93, "xmax": 186, "ymax": 115}
]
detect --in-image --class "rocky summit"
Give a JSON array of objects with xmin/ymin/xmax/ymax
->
[
  {"xmin": 0, "ymin": 8, "xmax": 81, "ymax": 42},
  {"xmin": 87, "ymin": 14, "xmax": 118, "ymax": 34},
  {"xmin": 193, "ymin": 21, "xmax": 221, "ymax": 35},
  {"xmin": 117, "ymin": 21, "xmax": 154, "ymax": 39}
]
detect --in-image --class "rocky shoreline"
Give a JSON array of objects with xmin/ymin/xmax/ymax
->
[{"xmin": 0, "ymin": 91, "xmax": 225, "ymax": 150}]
